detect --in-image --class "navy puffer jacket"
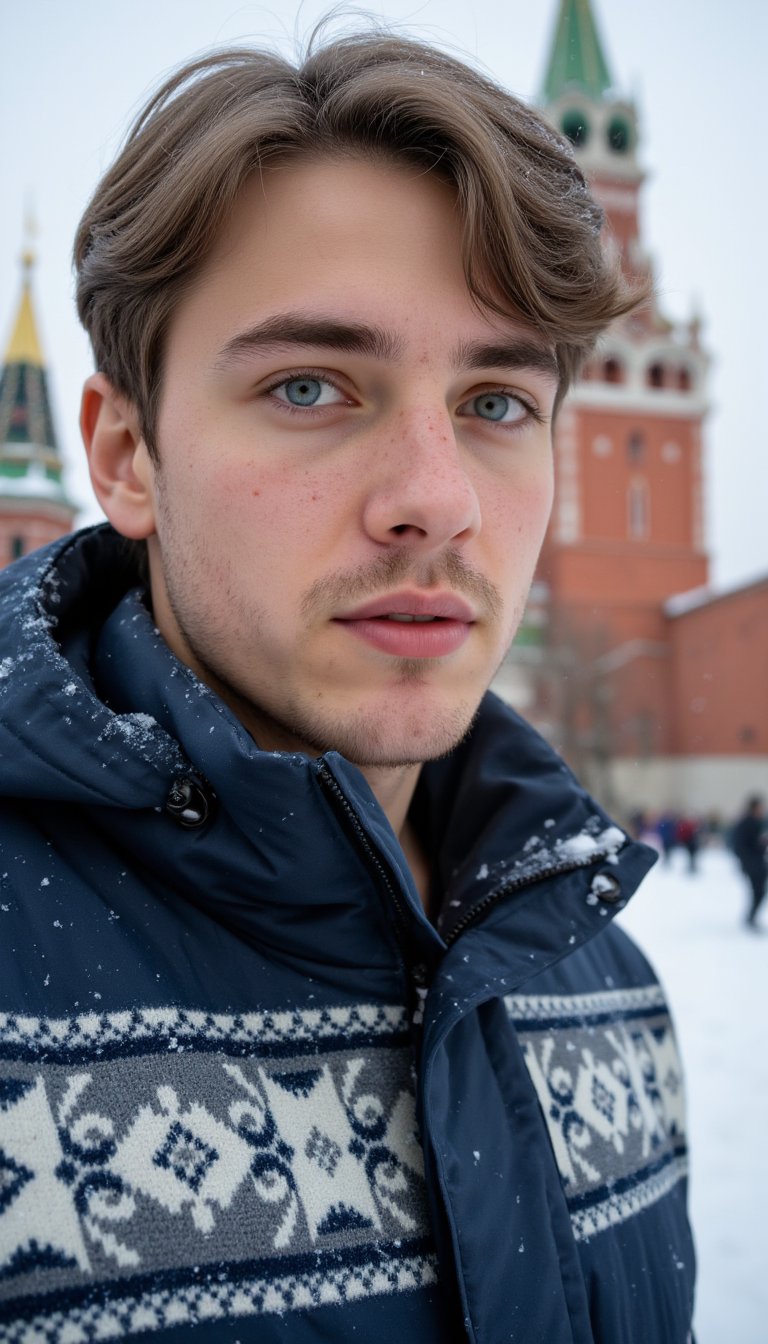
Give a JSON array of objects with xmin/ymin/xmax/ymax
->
[{"xmin": 0, "ymin": 527, "xmax": 694, "ymax": 1343}]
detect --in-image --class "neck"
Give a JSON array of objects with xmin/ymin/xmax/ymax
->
[{"xmin": 360, "ymin": 763, "xmax": 430, "ymax": 909}]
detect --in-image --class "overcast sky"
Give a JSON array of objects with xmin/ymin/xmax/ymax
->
[{"xmin": 2, "ymin": 0, "xmax": 766, "ymax": 588}]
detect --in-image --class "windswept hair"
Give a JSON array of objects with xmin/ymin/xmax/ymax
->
[{"xmin": 75, "ymin": 29, "xmax": 646, "ymax": 453}]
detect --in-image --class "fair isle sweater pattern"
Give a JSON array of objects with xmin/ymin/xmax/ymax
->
[
  {"xmin": 0, "ymin": 988, "xmax": 687, "ymax": 1340},
  {"xmin": 0, "ymin": 1003, "xmax": 436, "ymax": 1342},
  {"xmin": 506, "ymin": 986, "xmax": 688, "ymax": 1241}
]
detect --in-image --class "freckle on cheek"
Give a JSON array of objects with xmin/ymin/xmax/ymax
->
[{"xmin": 252, "ymin": 488, "xmax": 260, "ymax": 497}]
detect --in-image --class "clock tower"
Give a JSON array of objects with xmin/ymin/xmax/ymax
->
[{"xmin": 530, "ymin": 0, "xmax": 709, "ymax": 783}]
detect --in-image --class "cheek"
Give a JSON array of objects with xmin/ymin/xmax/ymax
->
[
  {"xmin": 521, "ymin": 473, "xmax": 554, "ymax": 545},
  {"xmin": 486, "ymin": 470, "xmax": 553, "ymax": 551},
  {"xmin": 206, "ymin": 460, "xmax": 352, "ymax": 552},
  {"xmin": 194, "ymin": 461, "xmax": 288, "ymax": 528}
]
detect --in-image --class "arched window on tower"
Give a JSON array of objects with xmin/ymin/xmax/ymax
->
[
  {"xmin": 561, "ymin": 110, "xmax": 590, "ymax": 147},
  {"xmin": 628, "ymin": 479, "xmax": 650, "ymax": 540},
  {"xmin": 10, "ymin": 537, "xmax": 25, "ymax": 561},
  {"xmin": 647, "ymin": 362, "xmax": 665, "ymax": 388},
  {"xmin": 627, "ymin": 430, "xmax": 645, "ymax": 463},
  {"xmin": 677, "ymin": 366, "xmax": 692, "ymax": 391},
  {"xmin": 603, "ymin": 357, "xmax": 624, "ymax": 384},
  {"xmin": 607, "ymin": 115, "xmax": 632, "ymax": 154}
]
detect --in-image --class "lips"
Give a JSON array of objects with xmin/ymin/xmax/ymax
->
[
  {"xmin": 334, "ymin": 590, "xmax": 476, "ymax": 658},
  {"xmin": 337, "ymin": 592, "xmax": 477, "ymax": 623}
]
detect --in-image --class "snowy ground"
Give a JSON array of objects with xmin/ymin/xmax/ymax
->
[{"xmin": 618, "ymin": 843, "xmax": 767, "ymax": 1344}]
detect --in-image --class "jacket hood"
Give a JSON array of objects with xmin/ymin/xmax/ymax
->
[{"xmin": 0, "ymin": 527, "xmax": 190, "ymax": 807}]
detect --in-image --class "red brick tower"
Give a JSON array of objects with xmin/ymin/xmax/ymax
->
[
  {"xmin": 0, "ymin": 244, "xmax": 77, "ymax": 564},
  {"xmin": 531, "ymin": 0, "xmax": 709, "ymax": 782}
]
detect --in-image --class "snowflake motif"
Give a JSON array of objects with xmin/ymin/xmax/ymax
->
[
  {"xmin": 590, "ymin": 1074, "xmax": 616, "ymax": 1126},
  {"xmin": 153, "ymin": 1121, "xmax": 219, "ymax": 1194},
  {"xmin": 304, "ymin": 1125, "xmax": 342, "ymax": 1177},
  {"xmin": 663, "ymin": 1065, "xmax": 681, "ymax": 1096}
]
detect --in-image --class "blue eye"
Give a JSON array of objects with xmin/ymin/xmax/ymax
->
[
  {"xmin": 270, "ymin": 374, "xmax": 349, "ymax": 409},
  {"xmin": 473, "ymin": 393, "xmax": 517, "ymax": 422},
  {"xmin": 282, "ymin": 377, "xmax": 323, "ymax": 406}
]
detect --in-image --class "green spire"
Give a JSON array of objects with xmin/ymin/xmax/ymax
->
[
  {"xmin": 0, "ymin": 248, "xmax": 58, "ymax": 455},
  {"xmin": 0, "ymin": 242, "xmax": 72, "ymax": 507},
  {"xmin": 541, "ymin": 0, "xmax": 614, "ymax": 103}
]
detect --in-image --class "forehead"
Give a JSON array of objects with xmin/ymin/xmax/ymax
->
[
  {"xmin": 210, "ymin": 153, "xmax": 461, "ymax": 265},
  {"xmin": 163, "ymin": 156, "xmax": 553, "ymax": 369},
  {"xmin": 185, "ymin": 156, "xmax": 464, "ymax": 320}
]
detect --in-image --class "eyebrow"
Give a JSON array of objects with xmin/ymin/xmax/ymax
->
[
  {"xmin": 452, "ymin": 338, "xmax": 560, "ymax": 383},
  {"xmin": 213, "ymin": 314, "xmax": 404, "ymax": 369},
  {"xmin": 213, "ymin": 311, "xmax": 559, "ymax": 382}
]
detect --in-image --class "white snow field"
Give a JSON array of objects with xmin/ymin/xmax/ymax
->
[{"xmin": 618, "ymin": 843, "xmax": 767, "ymax": 1344}]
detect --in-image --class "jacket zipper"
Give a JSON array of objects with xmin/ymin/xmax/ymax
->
[
  {"xmin": 317, "ymin": 762, "xmax": 430, "ymax": 998},
  {"xmin": 443, "ymin": 849, "xmax": 622, "ymax": 947},
  {"xmin": 319, "ymin": 760, "xmax": 624, "ymax": 980}
]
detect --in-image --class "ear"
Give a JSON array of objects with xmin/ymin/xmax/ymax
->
[{"xmin": 80, "ymin": 373, "xmax": 157, "ymax": 539}]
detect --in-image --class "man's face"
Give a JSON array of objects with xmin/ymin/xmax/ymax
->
[{"xmin": 139, "ymin": 157, "xmax": 557, "ymax": 766}]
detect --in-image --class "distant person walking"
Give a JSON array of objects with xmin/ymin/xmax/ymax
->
[
  {"xmin": 676, "ymin": 815, "xmax": 701, "ymax": 873},
  {"xmin": 731, "ymin": 795, "xmax": 768, "ymax": 929},
  {"xmin": 657, "ymin": 811, "xmax": 678, "ymax": 863}
]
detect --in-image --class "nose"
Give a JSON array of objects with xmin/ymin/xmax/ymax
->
[{"xmin": 362, "ymin": 406, "xmax": 481, "ymax": 551}]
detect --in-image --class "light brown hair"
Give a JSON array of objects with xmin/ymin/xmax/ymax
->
[{"xmin": 75, "ymin": 29, "xmax": 645, "ymax": 455}]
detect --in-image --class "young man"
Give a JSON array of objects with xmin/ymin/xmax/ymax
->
[{"xmin": 0, "ymin": 33, "xmax": 695, "ymax": 1343}]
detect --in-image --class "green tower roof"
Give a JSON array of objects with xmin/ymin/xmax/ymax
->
[
  {"xmin": 0, "ymin": 246, "xmax": 73, "ymax": 507},
  {"xmin": 0, "ymin": 249, "xmax": 58, "ymax": 453},
  {"xmin": 541, "ymin": 0, "xmax": 614, "ymax": 103}
]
